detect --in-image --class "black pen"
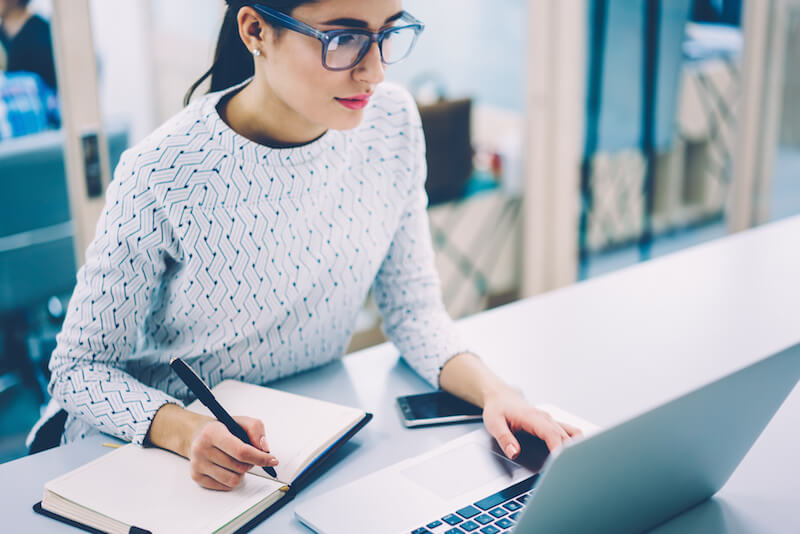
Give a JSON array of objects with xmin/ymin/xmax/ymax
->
[{"xmin": 169, "ymin": 357, "xmax": 278, "ymax": 478}]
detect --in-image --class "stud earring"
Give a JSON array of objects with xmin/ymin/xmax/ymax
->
[{"xmin": 252, "ymin": 49, "xmax": 261, "ymax": 57}]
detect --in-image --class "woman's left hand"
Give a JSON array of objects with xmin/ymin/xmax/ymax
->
[{"xmin": 482, "ymin": 388, "xmax": 583, "ymax": 459}]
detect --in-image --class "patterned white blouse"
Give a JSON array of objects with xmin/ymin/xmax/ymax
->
[{"xmin": 45, "ymin": 81, "xmax": 468, "ymax": 445}]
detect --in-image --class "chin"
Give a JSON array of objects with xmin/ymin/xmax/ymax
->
[{"xmin": 330, "ymin": 111, "xmax": 364, "ymax": 131}]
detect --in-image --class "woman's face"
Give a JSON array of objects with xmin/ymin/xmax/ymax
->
[
  {"xmin": 256, "ymin": 0, "xmax": 404, "ymax": 133},
  {"xmin": 0, "ymin": 0, "xmax": 25, "ymax": 18}
]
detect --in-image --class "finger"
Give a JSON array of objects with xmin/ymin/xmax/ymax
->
[
  {"xmin": 207, "ymin": 446, "xmax": 254, "ymax": 475},
  {"xmin": 546, "ymin": 430, "xmax": 566, "ymax": 451},
  {"xmin": 539, "ymin": 428, "xmax": 564, "ymax": 452},
  {"xmin": 540, "ymin": 412, "xmax": 571, "ymax": 441},
  {"xmin": 519, "ymin": 416, "xmax": 565, "ymax": 452},
  {"xmin": 235, "ymin": 416, "xmax": 270, "ymax": 453},
  {"xmin": 210, "ymin": 423, "xmax": 277, "ymax": 466},
  {"xmin": 192, "ymin": 473, "xmax": 233, "ymax": 491},
  {"xmin": 559, "ymin": 421, "xmax": 583, "ymax": 438},
  {"xmin": 483, "ymin": 412, "xmax": 521, "ymax": 459},
  {"xmin": 196, "ymin": 459, "xmax": 244, "ymax": 489}
]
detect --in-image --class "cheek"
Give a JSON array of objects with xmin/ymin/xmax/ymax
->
[
  {"xmin": 267, "ymin": 58, "xmax": 364, "ymax": 130},
  {"xmin": 303, "ymin": 70, "xmax": 370, "ymax": 130}
]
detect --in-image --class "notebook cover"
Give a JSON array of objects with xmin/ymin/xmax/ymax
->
[
  {"xmin": 236, "ymin": 412, "xmax": 373, "ymax": 533},
  {"xmin": 32, "ymin": 412, "xmax": 372, "ymax": 534},
  {"xmin": 33, "ymin": 501, "xmax": 152, "ymax": 534},
  {"xmin": 290, "ymin": 412, "xmax": 372, "ymax": 492}
]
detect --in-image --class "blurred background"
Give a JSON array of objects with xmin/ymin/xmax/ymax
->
[{"xmin": 1, "ymin": 0, "xmax": 798, "ymax": 463}]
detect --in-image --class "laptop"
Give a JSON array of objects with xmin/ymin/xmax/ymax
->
[{"xmin": 295, "ymin": 341, "xmax": 800, "ymax": 533}]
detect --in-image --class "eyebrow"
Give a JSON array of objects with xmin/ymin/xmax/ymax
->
[{"xmin": 320, "ymin": 11, "xmax": 404, "ymax": 28}]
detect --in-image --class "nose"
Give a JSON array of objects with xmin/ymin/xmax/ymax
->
[{"xmin": 353, "ymin": 39, "xmax": 385, "ymax": 85}]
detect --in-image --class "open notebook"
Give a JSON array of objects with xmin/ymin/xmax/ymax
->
[{"xmin": 35, "ymin": 380, "xmax": 372, "ymax": 534}]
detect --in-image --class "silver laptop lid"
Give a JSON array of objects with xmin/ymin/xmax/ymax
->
[{"xmin": 514, "ymin": 341, "xmax": 800, "ymax": 533}]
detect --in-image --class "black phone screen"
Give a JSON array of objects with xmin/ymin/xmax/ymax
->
[{"xmin": 403, "ymin": 391, "xmax": 482, "ymax": 419}]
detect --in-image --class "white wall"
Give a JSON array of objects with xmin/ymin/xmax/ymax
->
[
  {"xmin": 90, "ymin": 0, "xmax": 157, "ymax": 144},
  {"xmin": 149, "ymin": 0, "xmax": 222, "ymax": 123},
  {"xmin": 386, "ymin": 0, "xmax": 527, "ymax": 111},
  {"xmin": 88, "ymin": 0, "xmax": 222, "ymax": 145}
]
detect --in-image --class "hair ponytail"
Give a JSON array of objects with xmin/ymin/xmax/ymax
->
[{"xmin": 184, "ymin": 1, "xmax": 315, "ymax": 107}]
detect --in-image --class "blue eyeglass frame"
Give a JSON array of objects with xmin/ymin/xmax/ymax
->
[{"xmin": 251, "ymin": 4, "xmax": 425, "ymax": 71}]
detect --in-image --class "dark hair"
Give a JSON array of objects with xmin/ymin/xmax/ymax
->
[{"xmin": 183, "ymin": 0, "xmax": 315, "ymax": 106}]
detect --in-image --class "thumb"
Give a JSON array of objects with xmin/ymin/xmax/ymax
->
[
  {"xmin": 235, "ymin": 416, "xmax": 269, "ymax": 452},
  {"xmin": 484, "ymin": 412, "xmax": 520, "ymax": 459}
]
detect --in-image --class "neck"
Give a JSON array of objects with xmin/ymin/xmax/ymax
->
[
  {"xmin": 219, "ymin": 79, "xmax": 327, "ymax": 148},
  {"xmin": 1, "ymin": 7, "xmax": 31, "ymax": 39}
]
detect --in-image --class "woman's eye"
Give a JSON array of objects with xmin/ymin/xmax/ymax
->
[{"xmin": 336, "ymin": 34, "xmax": 357, "ymax": 46}]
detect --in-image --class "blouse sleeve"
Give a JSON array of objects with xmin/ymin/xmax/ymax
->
[
  {"xmin": 371, "ymin": 102, "xmax": 470, "ymax": 388},
  {"xmin": 48, "ymin": 150, "xmax": 184, "ymax": 445}
]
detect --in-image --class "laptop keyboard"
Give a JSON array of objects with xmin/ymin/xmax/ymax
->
[{"xmin": 410, "ymin": 475, "xmax": 538, "ymax": 534}]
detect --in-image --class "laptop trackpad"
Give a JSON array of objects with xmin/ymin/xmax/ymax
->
[{"xmin": 400, "ymin": 442, "xmax": 520, "ymax": 500}]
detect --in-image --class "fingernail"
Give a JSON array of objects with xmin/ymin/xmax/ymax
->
[
  {"xmin": 505, "ymin": 444, "xmax": 518, "ymax": 458},
  {"xmin": 260, "ymin": 436, "xmax": 269, "ymax": 451},
  {"xmin": 270, "ymin": 458, "xmax": 279, "ymax": 466}
]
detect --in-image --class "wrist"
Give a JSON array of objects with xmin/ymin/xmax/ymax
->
[
  {"xmin": 146, "ymin": 403, "xmax": 212, "ymax": 458},
  {"xmin": 440, "ymin": 352, "xmax": 520, "ymax": 408},
  {"xmin": 480, "ymin": 382, "xmax": 521, "ymax": 407}
]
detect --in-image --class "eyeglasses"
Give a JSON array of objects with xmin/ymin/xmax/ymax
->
[{"xmin": 251, "ymin": 4, "xmax": 425, "ymax": 71}]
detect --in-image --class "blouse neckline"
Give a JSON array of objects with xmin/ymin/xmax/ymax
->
[{"xmin": 200, "ymin": 79, "xmax": 339, "ymax": 168}]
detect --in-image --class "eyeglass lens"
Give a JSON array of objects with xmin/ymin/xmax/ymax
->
[{"xmin": 325, "ymin": 26, "xmax": 417, "ymax": 69}]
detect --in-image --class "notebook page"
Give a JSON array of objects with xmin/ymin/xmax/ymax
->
[
  {"xmin": 187, "ymin": 380, "xmax": 365, "ymax": 483},
  {"xmin": 45, "ymin": 444, "xmax": 285, "ymax": 534}
]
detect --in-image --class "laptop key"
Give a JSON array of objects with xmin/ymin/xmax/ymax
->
[
  {"xmin": 474, "ymin": 476, "xmax": 538, "ymax": 511},
  {"xmin": 427, "ymin": 520, "xmax": 443, "ymax": 528},
  {"xmin": 460, "ymin": 520, "xmax": 480, "ymax": 532},
  {"xmin": 496, "ymin": 518, "xmax": 514, "ymax": 529},
  {"xmin": 443, "ymin": 514, "xmax": 463, "ymax": 525},
  {"xmin": 479, "ymin": 526, "xmax": 501, "ymax": 534},
  {"xmin": 504, "ymin": 501, "xmax": 522, "ymax": 511},
  {"xmin": 475, "ymin": 514, "xmax": 493, "ymax": 525},
  {"xmin": 509, "ymin": 512, "xmax": 519, "ymax": 520},
  {"xmin": 456, "ymin": 505, "xmax": 481, "ymax": 519},
  {"xmin": 516, "ymin": 493, "xmax": 530, "ymax": 504},
  {"xmin": 489, "ymin": 507, "xmax": 508, "ymax": 518},
  {"xmin": 411, "ymin": 529, "xmax": 431, "ymax": 534},
  {"xmin": 445, "ymin": 529, "xmax": 464, "ymax": 534}
]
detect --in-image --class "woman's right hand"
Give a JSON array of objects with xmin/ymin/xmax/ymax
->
[
  {"xmin": 187, "ymin": 416, "xmax": 279, "ymax": 491},
  {"xmin": 147, "ymin": 404, "xmax": 278, "ymax": 491}
]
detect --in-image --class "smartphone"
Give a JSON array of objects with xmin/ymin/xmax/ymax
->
[{"xmin": 396, "ymin": 391, "xmax": 483, "ymax": 427}]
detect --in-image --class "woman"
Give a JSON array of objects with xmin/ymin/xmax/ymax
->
[
  {"xmin": 0, "ymin": 0, "xmax": 58, "ymax": 90},
  {"xmin": 41, "ymin": 0, "xmax": 581, "ymax": 491}
]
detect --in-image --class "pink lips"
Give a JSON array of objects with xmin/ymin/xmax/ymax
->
[{"xmin": 335, "ymin": 94, "xmax": 371, "ymax": 110}]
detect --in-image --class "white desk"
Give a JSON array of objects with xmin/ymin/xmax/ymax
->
[{"xmin": 3, "ymin": 215, "xmax": 800, "ymax": 533}]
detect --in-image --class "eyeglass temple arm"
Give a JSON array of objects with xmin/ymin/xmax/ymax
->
[
  {"xmin": 252, "ymin": 4, "xmax": 326, "ymax": 40},
  {"xmin": 398, "ymin": 11, "xmax": 424, "ymax": 29}
]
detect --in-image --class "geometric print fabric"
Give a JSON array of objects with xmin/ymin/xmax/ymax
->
[{"xmin": 44, "ymin": 81, "xmax": 468, "ymax": 445}]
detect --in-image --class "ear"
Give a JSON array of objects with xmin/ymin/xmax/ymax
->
[{"xmin": 236, "ymin": 6, "xmax": 272, "ymax": 56}]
